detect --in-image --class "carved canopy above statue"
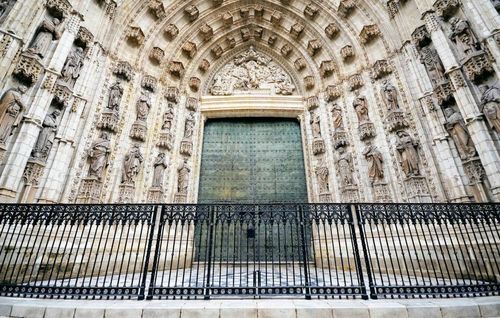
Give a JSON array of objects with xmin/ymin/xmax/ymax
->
[{"xmin": 208, "ymin": 47, "xmax": 297, "ymax": 96}]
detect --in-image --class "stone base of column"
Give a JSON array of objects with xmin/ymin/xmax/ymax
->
[
  {"xmin": 372, "ymin": 182, "xmax": 392, "ymax": 202},
  {"xmin": 118, "ymin": 183, "xmax": 135, "ymax": 203},
  {"xmin": 340, "ymin": 185, "xmax": 359, "ymax": 202},
  {"xmin": 174, "ymin": 193, "xmax": 187, "ymax": 203},
  {"xmin": 157, "ymin": 132, "xmax": 173, "ymax": 150},
  {"xmin": 386, "ymin": 110, "xmax": 409, "ymax": 132},
  {"xmin": 332, "ymin": 130, "xmax": 348, "ymax": 149},
  {"xmin": 358, "ymin": 122, "xmax": 376, "ymax": 141},
  {"xmin": 404, "ymin": 176, "xmax": 432, "ymax": 203},
  {"xmin": 319, "ymin": 192, "xmax": 333, "ymax": 202},
  {"xmin": 147, "ymin": 187, "xmax": 164, "ymax": 203},
  {"xmin": 76, "ymin": 178, "xmax": 103, "ymax": 203},
  {"xmin": 97, "ymin": 111, "xmax": 120, "ymax": 132},
  {"xmin": 180, "ymin": 140, "xmax": 193, "ymax": 156},
  {"xmin": 129, "ymin": 122, "xmax": 147, "ymax": 141}
]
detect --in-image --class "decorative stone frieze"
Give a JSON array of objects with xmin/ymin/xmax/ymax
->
[
  {"xmin": 371, "ymin": 60, "xmax": 392, "ymax": 79},
  {"xmin": 166, "ymin": 87, "xmax": 179, "ymax": 103},
  {"xmin": 411, "ymin": 25, "xmax": 431, "ymax": 48},
  {"xmin": 149, "ymin": 47, "xmax": 164, "ymax": 64},
  {"xmin": 211, "ymin": 45, "xmax": 223, "ymax": 59},
  {"xmin": 126, "ymin": 26, "xmax": 145, "ymax": 46},
  {"xmin": 200, "ymin": 23, "xmax": 214, "ymax": 41},
  {"xmin": 306, "ymin": 96, "xmax": 319, "ymax": 110},
  {"xmin": 189, "ymin": 77, "xmax": 201, "ymax": 92},
  {"xmin": 462, "ymin": 51, "xmax": 493, "ymax": 83},
  {"xmin": 164, "ymin": 24, "xmax": 179, "ymax": 40},
  {"xmin": 76, "ymin": 27, "xmax": 94, "ymax": 49},
  {"xmin": 148, "ymin": 0, "xmax": 166, "ymax": 20},
  {"xmin": 304, "ymin": 3, "xmax": 319, "ymax": 19},
  {"xmin": 254, "ymin": 5, "xmax": 264, "ymax": 17},
  {"xmin": 359, "ymin": 25, "xmax": 380, "ymax": 44},
  {"xmin": 113, "ymin": 61, "xmax": 133, "ymax": 81},
  {"xmin": 320, "ymin": 60, "xmax": 335, "ymax": 78},
  {"xmin": 338, "ymin": 0, "xmax": 356, "ymax": 18},
  {"xmin": 433, "ymin": 0, "xmax": 459, "ymax": 19},
  {"xmin": 281, "ymin": 44, "xmax": 292, "ymax": 57},
  {"xmin": 325, "ymin": 85, "xmax": 342, "ymax": 101},
  {"xmin": 199, "ymin": 59, "xmax": 210, "ymax": 72},
  {"xmin": 325, "ymin": 23, "xmax": 339, "ymax": 39},
  {"xmin": 373, "ymin": 182, "xmax": 392, "ymax": 202},
  {"xmin": 340, "ymin": 45, "xmax": 354, "ymax": 61},
  {"xmin": 294, "ymin": 58, "xmax": 306, "ymax": 71},
  {"xmin": 304, "ymin": 76, "xmax": 315, "ymax": 90},
  {"xmin": 348, "ymin": 74, "xmax": 363, "ymax": 91},
  {"xmin": 307, "ymin": 39, "xmax": 322, "ymax": 56},
  {"xmin": 271, "ymin": 11, "xmax": 283, "ymax": 25},
  {"xmin": 141, "ymin": 75, "xmax": 157, "ymax": 92},
  {"xmin": 241, "ymin": 28, "xmax": 251, "ymax": 41},
  {"xmin": 222, "ymin": 12, "xmax": 233, "ymax": 27},
  {"xmin": 290, "ymin": 23, "xmax": 305, "ymax": 38},
  {"xmin": 186, "ymin": 97, "xmax": 198, "ymax": 111},
  {"xmin": 184, "ymin": 5, "xmax": 199, "ymax": 22},
  {"xmin": 181, "ymin": 41, "xmax": 197, "ymax": 59},
  {"xmin": 13, "ymin": 54, "xmax": 44, "ymax": 86},
  {"xmin": 358, "ymin": 122, "xmax": 376, "ymax": 140},
  {"xmin": 168, "ymin": 60, "xmax": 185, "ymax": 77}
]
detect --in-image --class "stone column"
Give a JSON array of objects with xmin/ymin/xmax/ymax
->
[{"xmin": 424, "ymin": 12, "xmax": 500, "ymax": 200}]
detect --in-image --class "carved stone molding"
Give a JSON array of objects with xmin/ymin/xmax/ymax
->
[
  {"xmin": 211, "ymin": 45, "xmax": 223, "ymax": 59},
  {"xmin": 113, "ymin": 61, "xmax": 133, "ymax": 81},
  {"xmin": 182, "ymin": 41, "xmax": 197, "ymax": 59},
  {"xmin": 404, "ymin": 176, "xmax": 431, "ymax": 202},
  {"xmin": 168, "ymin": 60, "xmax": 185, "ymax": 77},
  {"xmin": 149, "ymin": 47, "xmax": 164, "ymax": 64},
  {"xmin": 348, "ymin": 74, "xmax": 363, "ymax": 91},
  {"xmin": 189, "ymin": 77, "xmax": 201, "ymax": 92},
  {"xmin": 222, "ymin": 12, "xmax": 233, "ymax": 27},
  {"xmin": 312, "ymin": 138, "xmax": 326, "ymax": 155},
  {"xmin": 164, "ymin": 24, "xmax": 179, "ymax": 40},
  {"xmin": 340, "ymin": 45, "xmax": 354, "ymax": 61},
  {"xmin": 304, "ymin": 76, "xmax": 315, "ymax": 90},
  {"xmin": 271, "ymin": 11, "xmax": 283, "ymax": 25},
  {"xmin": 184, "ymin": 5, "xmax": 199, "ymax": 22},
  {"xmin": 255, "ymin": 4, "xmax": 264, "ymax": 17},
  {"xmin": 294, "ymin": 58, "xmax": 306, "ymax": 71},
  {"xmin": 13, "ymin": 53, "xmax": 44, "ymax": 86},
  {"xmin": 147, "ymin": 188, "xmax": 164, "ymax": 203},
  {"xmin": 325, "ymin": 85, "xmax": 342, "ymax": 101},
  {"xmin": 462, "ymin": 51, "xmax": 494, "ymax": 83},
  {"xmin": 307, "ymin": 39, "xmax": 322, "ymax": 56},
  {"xmin": 359, "ymin": 122, "xmax": 376, "ymax": 140},
  {"xmin": 320, "ymin": 60, "xmax": 336, "ymax": 78},
  {"xmin": 22, "ymin": 160, "xmax": 45, "ymax": 186},
  {"xmin": 281, "ymin": 43, "xmax": 292, "ymax": 57},
  {"xmin": 148, "ymin": 0, "xmax": 166, "ymax": 20},
  {"xmin": 304, "ymin": 3, "xmax": 319, "ymax": 19},
  {"xmin": 325, "ymin": 23, "xmax": 339, "ymax": 39},
  {"xmin": 240, "ymin": 7, "xmax": 249, "ymax": 18},
  {"xmin": 359, "ymin": 25, "xmax": 380, "ymax": 45},
  {"xmin": 386, "ymin": 110, "xmax": 409, "ymax": 132},
  {"xmin": 212, "ymin": 0, "xmax": 223, "ymax": 7},
  {"xmin": 372, "ymin": 60, "xmax": 392, "ymax": 79},
  {"xmin": 52, "ymin": 83, "xmax": 73, "ymax": 108},
  {"xmin": 448, "ymin": 68, "xmax": 466, "ymax": 89},
  {"xmin": 254, "ymin": 27, "xmax": 263, "ymax": 39},
  {"xmin": 126, "ymin": 26, "xmax": 145, "ymax": 46},
  {"xmin": 463, "ymin": 157, "xmax": 486, "ymax": 185},
  {"xmin": 180, "ymin": 140, "xmax": 193, "ymax": 156},
  {"xmin": 200, "ymin": 23, "xmax": 214, "ymax": 41},
  {"xmin": 226, "ymin": 36, "xmax": 236, "ymax": 49},
  {"xmin": 387, "ymin": 0, "xmax": 399, "ymax": 18},
  {"xmin": 98, "ymin": 111, "xmax": 120, "ymax": 132},
  {"xmin": 268, "ymin": 35, "xmax": 277, "ymax": 46},
  {"xmin": 307, "ymin": 96, "xmax": 319, "ymax": 110},
  {"xmin": 166, "ymin": 86, "xmax": 179, "ymax": 103},
  {"xmin": 338, "ymin": 0, "xmax": 356, "ymax": 18},
  {"xmin": 157, "ymin": 132, "xmax": 173, "ymax": 150},
  {"xmin": 142, "ymin": 75, "xmax": 157, "ymax": 92},
  {"xmin": 332, "ymin": 130, "xmax": 348, "ymax": 149},
  {"xmin": 199, "ymin": 59, "xmax": 210, "ymax": 72},
  {"xmin": 340, "ymin": 185, "xmax": 360, "ymax": 202},
  {"xmin": 373, "ymin": 182, "xmax": 392, "ymax": 202},
  {"xmin": 434, "ymin": 80, "xmax": 454, "ymax": 106},
  {"xmin": 130, "ymin": 122, "xmax": 147, "ymax": 141},
  {"xmin": 118, "ymin": 184, "xmax": 135, "ymax": 203},
  {"xmin": 76, "ymin": 27, "xmax": 94, "ymax": 49},
  {"xmin": 186, "ymin": 97, "xmax": 198, "ymax": 111},
  {"xmin": 433, "ymin": 0, "xmax": 459, "ymax": 19},
  {"xmin": 411, "ymin": 25, "xmax": 431, "ymax": 48},
  {"xmin": 290, "ymin": 23, "xmax": 305, "ymax": 38}
]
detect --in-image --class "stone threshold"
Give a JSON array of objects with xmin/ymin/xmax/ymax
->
[{"xmin": 0, "ymin": 296, "xmax": 498, "ymax": 318}]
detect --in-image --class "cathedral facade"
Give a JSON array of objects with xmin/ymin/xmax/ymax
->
[{"xmin": 0, "ymin": 0, "xmax": 498, "ymax": 204}]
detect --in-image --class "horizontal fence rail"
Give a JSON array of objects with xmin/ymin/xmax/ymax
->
[{"xmin": 0, "ymin": 203, "xmax": 498, "ymax": 300}]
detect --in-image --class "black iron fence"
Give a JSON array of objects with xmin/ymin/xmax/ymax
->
[{"xmin": 0, "ymin": 203, "xmax": 498, "ymax": 300}]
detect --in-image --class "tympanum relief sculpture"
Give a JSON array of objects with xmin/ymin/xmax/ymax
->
[
  {"xmin": 180, "ymin": 112, "xmax": 195, "ymax": 156},
  {"xmin": 98, "ymin": 81, "xmax": 123, "ymax": 132},
  {"xmin": 157, "ymin": 103, "xmax": 175, "ymax": 150},
  {"xmin": 381, "ymin": 80, "xmax": 408, "ymax": 132},
  {"xmin": 60, "ymin": 47, "xmax": 85, "ymax": 89},
  {"xmin": 31, "ymin": 110, "xmax": 61, "ymax": 162},
  {"xmin": 444, "ymin": 108, "xmax": 477, "ymax": 160},
  {"xmin": 480, "ymin": 84, "xmax": 500, "ymax": 132},
  {"xmin": 0, "ymin": 86, "xmax": 27, "ymax": 146},
  {"xmin": 27, "ymin": 18, "xmax": 62, "ymax": 60},
  {"xmin": 209, "ymin": 47, "xmax": 296, "ymax": 96},
  {"xmin": 87, "ymin": 131, "xmax": 111, "ymax": 180},
  {"xmin": 129, "ymin": 91, "xmax": 151, "ymax": 141},
  {"xmin": 353, "ymin": 95, "xmax": 376, "ymax": 140},
  {"xmin": 310, "ymin": 110, "xmax": 325, "ymax": 155}
]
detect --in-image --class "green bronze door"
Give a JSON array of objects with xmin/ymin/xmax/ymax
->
[{"xmin": 196, "ymin": 118, "xmax": 309, "ymax": 262}]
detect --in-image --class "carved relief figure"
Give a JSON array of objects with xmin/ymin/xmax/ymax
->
[
  {"xmin": 449, "ymin": 17, "xmax": 480, "ymax": 58},
  {"xmin": 419, "ymin": 46, "xmax": 446, "ymax": 85},
  {"xmin": 88, "ymin": 131, "xmax": 111, "ymax": 180},
  {"xmin": 152, "ymin": 153, "xmax": 168, "ymax": 188},
  {"xmin": 162, "ymin": 103, "xmax": 175, "ymax": 131},
  {"xmin": 381, "ymin": 80, "xmax": 400, "ymax": 111},
  {"xmin": 136, "ymin": 91, "xmax": 152, "ymax": 122},
  {"xmin": 315, "ymin": 161, "xmax": 330, "ymax": 193},
  {"xmin": 31, "ymin": 110, "xmax": 61, "ymax": 161},
  {"xmin": 60, "ymin": 47, "xmax": 85, "ymax": 88},
  {"xmin": 184, "ymin": 112, "xmax": 195, "ymax": 139},
  {"xmin": 479, "ymin": 84, "xmax": 500, "ymax": 132},
  {"xmin": 331, "ymin": 104, "xmax": 344, "ymax": 130},
  {"xmin": 0, "ymin": 86, "xmax": 27, "ymax": 144},
  {"xmin": 310, "ymin": 112, "xmax": 322, "ymax": 138},
  {"xmin": 107, "ymin": 82, "xmax": 123, "ymax": 113},
  {"xmin": 177, "ymin": 159, "xmax": 191, "ymax": 194},
  {"xmin": 337, "ymin": 147, "xmax": 355, "ymax": 186},
  {"xmin": 363, "ymin": 145, "xmax": 384, "ymax": 184},
  {"xmin": 27, "ymin": 18, "xmax": 61, "ymax": 59},
  {"xmin": 353, "ymin": 96, "xmax": 370, "ymax": 123},
  {"xmin": 444, "ymin": 108, "xmax": 477, "ymax": 160},
  {"xmin": 122, "ymin": 144, "xmax": 143, "ymax": 185},
  {"xmin": 396, "ymin": 131, "xmax": 420, "ymax": 177}
]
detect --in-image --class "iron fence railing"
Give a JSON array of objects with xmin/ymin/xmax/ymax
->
[{"xmin": 0, "ymin": 203, "xmax": 498, "ymax": 300}]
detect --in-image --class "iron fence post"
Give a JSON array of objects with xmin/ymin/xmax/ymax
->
[
  {"xmin": 349, "ymin": 204, "xmax": 369, "ymax": 300},
  {"xmin": 299, "ymin": 204, "xmax": 311, "ymax": 299},
  {"xmin": 354, "ymin": 204, "xmax": 377, "ymax": 299},
  {"xmin": 138, "ymin": 205, "xmax": 159, "ymax": 300},
  {"xmin": 204, "ymin": 205, "xmax": 215, "ymax": 300},
  {"xmin": 143, "ymin": 205, "xmax": 164, "ymax": 300}
]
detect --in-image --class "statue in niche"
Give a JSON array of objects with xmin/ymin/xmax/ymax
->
[
  {"xmin": 396, "ymin": 131, "xmax": 420, "ymax": 177},
  {"xmin": 444, "ymin": 108, "xmax": 477, "ymax": 160},
  {"xmin": 0, "ymin": 0, "xmax": 14, "ymax": 19},
  {"xmin": 87, "ymin": 131, "xmax": 111, "ymax": 180},
  {"xmin": 0, "ymin": 85, "xmax": 27, "ymax": 144},
  {"xmin": 353, "ymin": 96, "xmax": 370, "ymax": 124},
  {"xmin": 449, "ymin": 17, "xmax": 480, "ymax": 58},
  {"xmin": 152, "ymin": 153, "xmax": 168, "ymax": 188},
  {"xmin": 162, "ymin": 103, "xmax": 175, "ymax": 131},
  {"xmin": 122, "ymin": 144, "xmax": 143, "ymax": 185},
  {"xmin": 183, "ymin": 112, "xmax": 195, "ymax": 139},
  {"xmin": 479, "ymin": 84, "xmax": 500, "ymax": 132},
  {"xmin": 337, "ymin": 147, "xmax": 355, "ymax": 187},
  {"xmin": 315, "ymin": 160, "xmax": 330, "ymax": 194},
  {"xmin": 363, "ymin": 145, "xmax": 384, "ymax": 184},
  {"xmin": 419, "ymin": 45, "xmax": 446, "ymax": 85},
  {"xmin": 177, "ymin": 159, "xmax": 191, "ymax": 195},
  {"xmin": 60, "ymin": 47, "xmax": 85, "ymax": 88},
  {"xmin": 381, "ymin": 80, "xmax": 400, "ymax": 111},
  {"xmin": 331, "ymin": 104, "xmax": 344, "ymax": 131},
  {"xmin": 27, "ymin": 18, "xmax": 62, "ymax": 59},
  {"xmin": 31, "ymin": 110, "xmax": 61, "ymax": 161},
  {"xmin": 310, "ymin": 112, "xmax": 322, "ymax": 138},
  {"xmin": 107, "ymin": 82, "xmax": 123, "ymax": 113},
  {"xmin": 136, "ymin": 91, "xmax": 152, "ymax": 122}
]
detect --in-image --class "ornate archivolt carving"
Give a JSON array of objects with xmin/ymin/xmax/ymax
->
[
  {"xmin": 340, "ymin": 45, "xmax": 354, "ymax": 61},
  {"xmin": 281, "ymin": 43, "xmax": 293, "ymax": 57},
  {"xmin": 208, "ymin": 47, "xmax": 296, "ymax": 96},
  {"xmin": 320, "ymin": 60, "xmax": 335, "ymax": 78},
  {"xmin": 325, "ymin": 23, "xmax": 339, "ymax": 39},
  {"xmin": 166, "ymin": 86, "xmax": 179, "ymax": 103},
  {"xmin": 307, "ymin": 39, "xmax": 322, "ymax": 56},
  {"xmin": 148, "ymin": 0, "xmax": 166, "ymax": 20},
  {"xmin": 241, "ymin": 28, "xmax": 251, "ymax": 41},
  {"xmin": 113, "ymin": 61, "xmax": 134, "ymax": 81},
  {"xmin": 0, "ymin": 86, "xmax": 27, "ymax": 146},
  {"xmin": 372, "ymin": 60, "xmax": 392, "ymax": 79},
  {"xmin": 168, "ymin": 60, "xmax": 185, "ymax": 77},
  {"xmin": 255, "ymin": 4, "xmax": 264, "ymax": 17},
  {"xmin": 226, "ymin": 36, "xmax": 236, "ymax": 49},
  {"xmin": 211, "ymin": 45, "xmax": 223, "ymax": 59},
  {"xmin": 240, "ymin": 7, "xmax": 249, "ymax": 18},
  {"xmin": 184, "ymin": 5, "xmax": 199, "ymax": 22},
  {"xmin": 164, "ymin": 24, "xmax": 179, "ymax": 40},
  {"xmin": 271, "ymin": 11, "xmax": 283, "ymax": 25},
  {"xmin": 141, "ymin": 75, "xmax": 157, "ymax": 92},
  {"xmin": 304, "ymin": 2, "xmax": 319, "ymax": 19},
  {"xmin": 149, "ymin": 47, "xmax": 164, "ymax": 64},
  {"xmin": 325, "ymin": 85, "xmax": 342, "ymax": 101},
  {"xmin": 290, "ymin": 23, "xmax": 305, "ymax": 38},
  {"xmin": 189, "ymin": 77, "xmax": 201, "ymax": 92},
  {"xmin": 433, "ymin": 0, "xmax": 459, "ymax": 19},
  {"xmin": 304, "ymin": 76, "xmax": 315, "ymax": 90},
  {"xmin": 212, "ymin": 0, "xmax": 223, "ymax": 7},
  {"xmin": 268, "ymin": 35, "xmax": 277, "ymax": 46},
  {"xmin": 222, "ymin": 12, "xmax": 233, "ymax": 27},
  {"xmin": 348, "ymin": 73, "xmax": 363, "ymax": 91},
  {"xmin": 338, "ymin": 0, "xmax": 356, "ymax": 17},
  {"xmin": 200, "ymin": 23, "xmax": 214, "ymax": 41},
  {"xmin": 254, "ymin": 27, "xmax": 263, "ymax": 39},
  {"xmin": 14, "ymin": 54, "xmax": 44, "ymax": 86},
  {"xmin": 294, "ymin": 58, "xmax": 306, "ymax": 71},
  {"xmin": 181, "ymin": 41, "xmax": 197, "ymax": 59},
  {"xmin": 199, "ymin": 59, "xmax": 210, "ymax": 72},
  {"xmin": 359, "ymin": 25, "xmax": 380, "ymax": 45},
  {"xmin": 387, "ymin": 0, "xmax": 399, "ymax": 18},
  {"xmin": 126, "ymin": 26, "xmax": 145, "ymax": 46},
  {"xmin": 480, "ymin": 84, "xmax": 500, "ymax": 133}
]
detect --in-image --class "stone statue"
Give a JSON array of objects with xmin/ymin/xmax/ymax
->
[
  {"xmin": 419, "ymin": 45, "xmax": 446, "ymax": 85},
  {"xmin": 363, "ymin": 145, "xmax": 384, "ymax": 184},
  {"xmin": 315, "ymin": 161, "xmax": 330, "ymax": 194},
  {"xmin": 396, "ymin": 131, "xmax": 420, "ymax": 177},
  {"xmin": 449, "ymin": 17, "xmax": 480, "ymax": 58},
  {"xmin": 353, "ymin": 96, "xmax": 370, "ymax": 123},
  {"xmin": 0, "ymin": 0, "xmax": 14, "ymax": 18},
  {"xmin": 88, "ymin": 131, "xmax": 111, "ymax": 180},
  {"xmin": 27, "ymin": 18, "xmax": 61, "ymax": 59},
  {"xmin": 122, "ymin": 144, "xmax": 143, "ymax": 185},
  {"xmin": 107, "ymin": 82, "xmax": 123, "ymax": 113},
  {"xmin": 177, "ymin": 159, "xmax": 191, "ymax": 194},
  {"xmin": 337, "ymin": 147, "xmax": 355, "ymax": 187},
  {"xmin": 152, "ymin": 153, "xmax": 168, "ymax": 188},
  {"xmin": 136, "ymin": 91, "xmax": 152, "ymax": 122},
  {"xmin": 0, "ymin": 86, "xmax": 27, "ymax": 144},
  {"xmin": 331, "ymin": 104, "xmax": 344, "ymax": 130},
  {"xmin": 381, "ymin": 80, "xmax": 400, "ymax": 111},
  {"xmin": 310, "ymin": 112, "xmax": 322, "ymax": 138},
  {"xmin": 183, "ymin": 112, "xmax": 195, "ymax": 139},
  {"xmin": 444, "ymin": 108, "xmax": 477, "ymax": 160},
  {"xmin": 162, "ymin": 103, "xmax": 175, "ymax": 131},
  {"xmin": 60, "ymin": 47, "xmax": 85, "ymax": 88},
  {"xmin": 31, "ymin": 110, "xmax": 61, "ymax": 161},
  {"xmin": 479, "ymin": 84, "xmax": 500, "ymax": 132}
]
